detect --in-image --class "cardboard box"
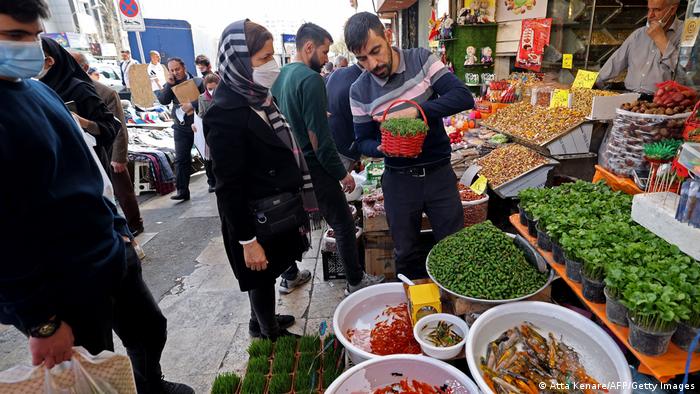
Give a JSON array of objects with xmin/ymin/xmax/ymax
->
[{"xmin": 365, "ymin": 247, "xmax": 396, "ymax": 279}]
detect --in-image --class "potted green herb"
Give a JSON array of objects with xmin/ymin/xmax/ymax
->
[
  {"xmin": 623, "ymin": 282, "xmax": 688, "ymax": 356},
  {"xmin": 294, "ymin": 368, "xmax": 318, "ymax": 393},
  {"xmin": 241, "ymin": 372, "xmax": 266, "ymax": 394},
  {"xmin": 672, "ymin": 273, "xmax": 700, "ymax": 352},
  {"xmin": 247, "ymin": 338, "xmax": 273, "ymax": 358},
  {"xmin": 580, "ymin": 257, "xmax": 606, "ymax": 303},
  {"xmin": 211, "ymin": 372, "xmax": 241, "ymax": 394},
  {"xmin": 272, "ymin": 351, "xmax": 294, "ymax": 374},
  {"xmin": 535, "ymin": 211, "xmax": 553, "ymax": 251},
  {"xmin": 379, "ymin": 99, "xmax": 429, "ymax": 157},
  {"xmin": 604, "ymin": 265, "xmax": 636, "ymax": 327},
  {"xmin": 246, "ymin": 356, "xmax": 270, "ymax": 375},
  {"xmin": 299, "ymin": 336, "xmax": 321, "ymax": 353}
]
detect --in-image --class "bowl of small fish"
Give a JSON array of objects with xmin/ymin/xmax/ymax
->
[
  {"xmin": 413, "ymin": 313, "xmax": 468, "ymax": 360},
  {"xmin": 325, "ymin": 354, "xmax": 479, "ymax": 394},
  {"xmin": 466, "ymin": 301, "xmax": 632, "ymax": 394}
]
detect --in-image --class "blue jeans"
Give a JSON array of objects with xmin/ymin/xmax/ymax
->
[{"xmin": 382, "ymin": 163, "xmax": 464, "ymax": 279}]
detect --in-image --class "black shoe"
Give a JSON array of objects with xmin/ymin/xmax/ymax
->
[
  {"xmin": 263, "ymin": 329, "xmax": 301, "ymax": 341},
  {"xmin": 208, "ymin": 186, "xmax": 216, "ymax": 193},
  {"xmin": 159, "ymin": 379, "xmax": 194, "ymax": 394},
  {"xmin": 249, "ymin": 314, "xmax": 295, "ymax": 338},
  {"xmin": 170, "ymin": 193, "xmax": 190, "ymax": 201}
]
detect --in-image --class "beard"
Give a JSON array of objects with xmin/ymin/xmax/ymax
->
[
  {"xmin": 370, "ymin": 42, "xmax": 393, "ymax": 79},
  {"xmin": 309, "ymin": 53, "xmax": 324, "ymax": 73}
]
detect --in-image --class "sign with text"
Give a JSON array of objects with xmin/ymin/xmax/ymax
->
[
  {"xmin": 118, "ymin": 0, "xmax": 145, "ymax": 32},
  {"xmin": 681, "ymin": 18, "xmax": 700, "ymax": 48},
  {"xmin": 572, "ymin": 69, "xmax": 599, "ymax": 89},
  {"xmin": 550, "ymin": 89, "xmax": 570, "ymax": 108},
  {"xmin": 562, "ymin": 53, "xmax": 573, "ymax": 69}
]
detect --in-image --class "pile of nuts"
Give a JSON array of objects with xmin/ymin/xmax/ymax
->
[
  {"xmin": 475, "ymin": 144, "xmax": 548, "ymax": 187},
  {"xmin": 571, "ymin": 88, "xmax": 618, "ymax": 115},
  {"xmin": 621, "ymin": 100, "xmax": 694, "ymax": 115},
  {"xmin": 482, "ymin": 102, "xmax": 585, "ymax": 145}
]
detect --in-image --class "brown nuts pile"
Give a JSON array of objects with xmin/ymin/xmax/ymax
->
[
  {"xmin": 475, "ymin": 144, "xmax": 548, "ymax": 187},
  {"xmin": 571, "ymin": 88, "xmax": 618, "ymax": 116},
  {"xmin": 620, "ymin": 100, "xmax": 694, "ymax": 115},
  {"xmin": 482, "ymin": 102, "xmax": 585, "ymax": 145}
]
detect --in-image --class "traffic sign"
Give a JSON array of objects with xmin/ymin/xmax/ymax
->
[{"xmin": 118, "ymin": 0, "xmax": 145, "ymax": 32}]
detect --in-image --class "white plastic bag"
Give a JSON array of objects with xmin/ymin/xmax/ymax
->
[{"xmin": 0, "ymin": 347, "xmax": 136, "ymax": 394}]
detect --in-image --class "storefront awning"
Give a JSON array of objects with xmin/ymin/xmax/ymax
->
[{"xmin": 377, "ymin": 0, "xmax": 416, "ymax": 12}]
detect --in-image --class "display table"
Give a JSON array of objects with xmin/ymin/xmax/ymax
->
[
  {"xmin": 510, "ymin": 214, "xmax": 700, "ymax": 383},
  {"xmin": 592, "ymin": 165, "xmax": 643, "ymax": 195}
]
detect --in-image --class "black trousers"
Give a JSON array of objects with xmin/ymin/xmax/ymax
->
[
  {"xmin": 62, "ymin": 243, "xmax": 167, "ymax": 393},
  {"xmin": 173, "ymin": 127, "xmax": 194, "ymax": 195},
  {"xmin": 204, "ymin": 160, "xmax": 216, "ymax": 188},
  {"xmin": 382, "ymin": 163, "xmax": 464, "ymax": 279},
  {"xmin": 248, "ymin": 284, "xmax": 278, "ymax": 337},
  {"xmin": 282, "ymin": 164, "xmax": 363, "ymax": 285}
]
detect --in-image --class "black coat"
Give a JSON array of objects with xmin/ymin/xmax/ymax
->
[{"xmin": 204, "ymin": 87, "xmax": 308, "ymax": 291}]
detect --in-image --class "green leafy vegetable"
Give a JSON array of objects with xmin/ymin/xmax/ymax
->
[
  {"xmin": 211, "ymin": 372, "xmax": 240, "ymax": 394},
  {"xmin": 247, "ymin": 339, "xmax": 272, "ymax": 358},
  {"xmin": 381, "ymin": 117, "xmax": 428, "ymax": 137},
  {"xmin": 268, "ymin": 374, "xmax": 292, "ymax": 394},
  {"xmin": 241, "ymin": 373, "xmax": 266, "ymax": 394}
]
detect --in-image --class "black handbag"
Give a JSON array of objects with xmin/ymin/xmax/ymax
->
[{"xmin": 249, "ymin": 192, "xmax": 309, "ymax": 239}]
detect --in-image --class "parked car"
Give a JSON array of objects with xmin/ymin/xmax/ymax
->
[{"xmin": 93, "ymin": 63, "xmax": 124, "ymax": 92}]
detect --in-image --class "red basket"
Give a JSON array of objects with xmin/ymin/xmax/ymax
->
[
  {"xmin": 379, "ymin": 99, "xmax": 429, "ymax": 158},
  {"xmin": 683, "ymin": 101, "xmax": 700, "ymax": 142}
]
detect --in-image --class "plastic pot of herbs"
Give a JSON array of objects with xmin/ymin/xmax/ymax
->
[
  {"xmin": 379, "ymin": 99, "xmax": 429, "ymax": 158},
  {"xmin": 517, "ymin": 203, "xmax": 528, "ymax": 225},
  {"xmin": 627, "ymin": 314, "xmax": 677, "ymax": 356},
  {"xmin": 551, "ymin": 241, "xmax": 565, "ymax": 265},
  {"xmin": 268, "ymin": 373, "xmax": 292, "ymax": 394},
  {"xmin": 580, "ymin": 263, "xmax": 606, "ymax": 304},
  {"xmin": 563, "ymin": 253, "xmax": 583, "ymax": 283},
  {"xmin": 211, "ymin": 372, "xmax": 241, "ymax": 394},
  {"xmin": 604, "ymin": 287, "xmax": 629, "ymax": 327},
  {"xmin": 526, "ymin": 217, "xmax": 538, "ymax": 238},
  {"xmin": 671, "ymin": 321, "xmax": 700, "ymax": 352},
  {"xmin": 535, "ymin": 223, "xmax": 552, "ymax": 251}
]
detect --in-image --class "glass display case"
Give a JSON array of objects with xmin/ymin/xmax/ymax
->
[
  {"xmin": 675, "ymin": 0, "xmax": 700, "ymax": 91},
  {"xmin": 540, "ymin": 0, "xmax": 689, "ymax": 79}
]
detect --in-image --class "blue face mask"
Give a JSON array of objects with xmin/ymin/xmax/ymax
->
[{"xmin": 0, "ymin": 40, "xmax": 45, "ymax": 80}]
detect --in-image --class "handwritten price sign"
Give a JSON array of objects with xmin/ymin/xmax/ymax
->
[
  {"xmin": 562, "ymin": 54, "xmax": 573, "ymax": 69},
  {"xmin": 550, "ymin": 89, "xmax": 570, "ymax": 108},
  {"xmin": 572, "ymin": 69, "xmax": 599, "ymax": 89}
]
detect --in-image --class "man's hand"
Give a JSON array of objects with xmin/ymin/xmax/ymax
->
[
  {"xmin": 646, "ymin": 20, "xmax": 670, "ymax": 54},
  {"xmin": 181, "ymin": 102, "xmax": 195, "ymax": 115},
  {"xmin": 71, "ymin": 113, "xmax": 92, "ymax": 130},
  {"xmin": 111, "ymin": 161, "xmax": 127, "ymax": 173},
  {"xmin": 372, "ymin": 107, "xmax": 419, "ymax": 122},
  {"xmin": 243, "ymin": 241, "xmax": 268, "ymax": 271},
  {"xmin": 166, "ymin": 73, "xmax": 176, "ymax": 86},
  {"xmin": 341, "ymin": 173, "xmax": 356, "ymax": 193},
  {"xmin": 29, "ymin": 321, "xmax": 74, "ymax": 369}
]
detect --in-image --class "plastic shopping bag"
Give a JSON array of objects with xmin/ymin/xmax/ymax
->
[{"xmin": 0, "ymin": 347, "xmax": 137, "ymax": 394}]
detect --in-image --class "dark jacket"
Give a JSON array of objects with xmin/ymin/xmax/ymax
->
[
  {"xmin": 203, "ymin": 86, "xmax": 308, "ymax": 291},
  {"xmin": 156, "ymin": 74, "xmax": 203, "ymax": 130},
  {"xmin": 326, "ymin": 64, "xmax": 363, "ymax": 161}
]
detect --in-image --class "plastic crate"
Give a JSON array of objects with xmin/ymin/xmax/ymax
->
[{"xmin": 321, "ymin": 227, "xmax": 364, "ymax": 281}]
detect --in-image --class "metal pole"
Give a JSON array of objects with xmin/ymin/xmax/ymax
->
[
  {"xmin": 135, "ymin": 31, "xmax": 146, "ymax": 63},
  {"xmin": 584, "ymin": 0, "xmax": 597, "ymax": 70}
]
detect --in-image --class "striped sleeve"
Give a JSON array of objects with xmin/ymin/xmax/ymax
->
[
  {"xmin": 420, "ymin": 48, "xmax": 449, "ymax": 85},
  {"xmin": 349, "ymin": 81, "xmax": 373, "ymax": 124}
]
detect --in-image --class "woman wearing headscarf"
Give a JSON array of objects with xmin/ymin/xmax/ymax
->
[
  {"xmin": 39, "ymin": 37, "xmax": 120, "ymax": 171},
  {"xmin": 204, "ymin": 20, "xmax": 312, "ymax": 340}
]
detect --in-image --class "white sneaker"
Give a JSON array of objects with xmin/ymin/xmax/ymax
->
[
  {"xmin": 344, "ymin": 273, "xmax": 385, "ymax": 296},
  {"xmin": 279, "ymin": 270, "xmax": 312, "ymax": 294}
]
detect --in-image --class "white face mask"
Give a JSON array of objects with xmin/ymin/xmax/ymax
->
[
  {"xmin": 252, "ymin": 59, "xmax": 280, "ymax": 89},
  {"xmin": 207, "ymin": 88, "xmax": 215, "ymax": 96},
  {"xmin": 0, "ymin": 40, "xmax": 45, "ymax": 79}
]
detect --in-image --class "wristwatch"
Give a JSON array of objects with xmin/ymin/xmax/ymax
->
[{"xmin": 29, "ymin": 318, "xmax": 61, "ymax": 338}]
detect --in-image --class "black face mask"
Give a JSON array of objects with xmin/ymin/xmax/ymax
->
[{"xmin": 309, "ymin": 52, "xmax": 324, "ymax": 73}]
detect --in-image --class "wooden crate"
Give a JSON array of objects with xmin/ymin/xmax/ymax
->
[
  {"xmin": 365, "ymin": 247, "xmax": 396, "ymax": 280},
  {"xmin": 362, "ymin": 212, "xmax": 389, "ymax": 232}
]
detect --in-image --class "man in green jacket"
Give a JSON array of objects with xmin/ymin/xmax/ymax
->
[{"xmin": 272, "ymin": 23, "xmax": 383, "ymax": 295}]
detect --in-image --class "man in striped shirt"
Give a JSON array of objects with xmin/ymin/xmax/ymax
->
[{"xmin": 345, "ymin": 12, "xmax": 475, "ymax": 278}]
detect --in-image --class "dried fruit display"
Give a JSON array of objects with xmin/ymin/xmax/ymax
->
[
  {"xmin": 481, "ymin": 102, "xmax": 585, "ymax": 145},
  {"xmin": 475, "ymin": 144, "xmax": 548, "ymax": 187},
  {"xmin": 571, "ymin": 88, "xmax": 618, "ymax": 115}
]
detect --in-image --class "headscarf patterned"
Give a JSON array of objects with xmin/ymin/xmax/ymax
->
[{"xmin": 216, "ymin": 20, "xmax": 319, "ymax": 221}]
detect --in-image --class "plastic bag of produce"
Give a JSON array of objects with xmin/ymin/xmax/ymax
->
[
  {"xmin": 599, "ymin": 108, "xmax": 689, "ymax": 177},
  {"xmin": 0, "ymin": 347, "xmax": 136, "ymax": 394}
]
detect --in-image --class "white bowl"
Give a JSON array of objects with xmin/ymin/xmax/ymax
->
[
  {"xmin": 413, "ymin": 313, "xmax": 468, "ymax": 360},
  {"xmin": 333, "ymin": 283, "xmax": 410, "ymax": 364},
  {"xmin": 466, "ymin": 301, "xmax": 632, "ymax": 394},
  {"xmin": 326, "ymin": 354, "xmax": 480, "ymax": 394}
]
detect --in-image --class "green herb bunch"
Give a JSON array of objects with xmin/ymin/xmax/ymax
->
[
  {"xmin": 268, "ymin": 373, "xmax": 292, "ymax": 394},
  {"xmin": 247, "ymin": 338, "xmax": 272, "ymax": 358},
  {"xmin": 241, "ymin": 372, "xmax": 266, "ymax": 394},
  {"xmin": 211, "ymin": 372, "xmax": 240, "ymax": 394},
  {"xmin": 381, "ymin": 117, "xmax": 428, "ymax": 137},
  {"xmin": 643, "ymin": 139, "xmax": 683, "ymax": 161},
  {"xmin": 428, "ymin": 221, "xmax": 548, "ymax": 300}
]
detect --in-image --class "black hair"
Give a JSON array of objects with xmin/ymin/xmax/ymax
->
[
  {"xmin": 121, "ymin": 49, "xmax": 131, "ymax": 54},
  {"xmin": 344, "ymin": 12, "xmax": 385, "ymax": 54},
  {"xmin": 0, "ymin": 0, "xmax": 50, "ymax": 23},
  {"xmin": 195, "ymin": 54, "xmax": 210, "ymax": 67},
  {"xmin": 295, "ymin": 22, "xmax": 333, "ymax": 51},
  {"xmin": 166, "ymin": 57, "xmax": 186, "ymax": 68}
]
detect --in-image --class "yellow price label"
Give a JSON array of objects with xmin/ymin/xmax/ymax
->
[
  {"xmin": 470, "ymin": 175, "xmax": 488, "ymax": 195},
  {"xmin": 550, "ymin": 89, "xmax": 570, "ymax": 108},
  {"xmin": 562, "ymin": 54, "xmax": 573, "ymax": 69},
  {"xmin": 572, "ymin": 69, "xmax": 599, "ymax": 89}
]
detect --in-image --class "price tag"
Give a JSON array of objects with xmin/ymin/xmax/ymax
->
[
  {"xmin": 550, "ymin": 89, "xmax": 570, "ymax": 108},
  {"xmin": 572, "ymin": 69, "xmax": 599, "ymax": 89},
  {"xmin": 562, "ymin": 54, "xmax": 573, "ymax": 69},
  {"xmin": 470, "ymin": 175, "xmax": 488, "ymax": 195}
]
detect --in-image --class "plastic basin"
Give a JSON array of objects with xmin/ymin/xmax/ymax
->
[
  {"xmin": 413, "ymin": 313, "xmax": 468, "ymax": 360},
  {"xmin": 466, "ymin": 301, "xmax": 632, "ymax": 394},
  {"xmin": 333, "ymin": 283, "xmax": 410, "ymax": 365},
  {"xmin": 326, "ymin": 354, "xmax": 479, "ymax": 393}
]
